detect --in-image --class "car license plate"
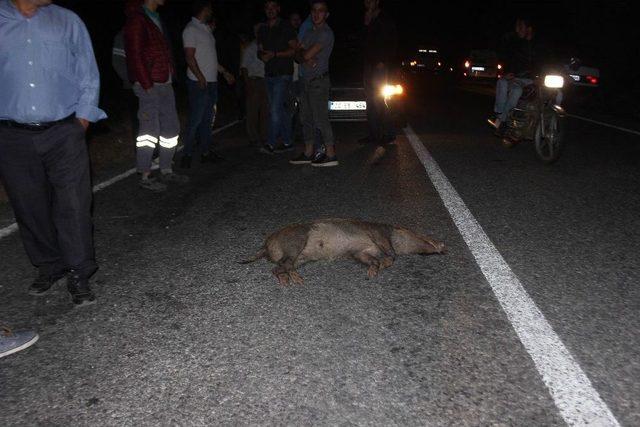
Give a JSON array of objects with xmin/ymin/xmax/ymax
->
[
  {"xmin": 329, "ymin": 101, "xmax": 367, "ymax": 111},
  {"xmin": 471, "ymin": 66, "xmax": 485, "ymax": 72}
]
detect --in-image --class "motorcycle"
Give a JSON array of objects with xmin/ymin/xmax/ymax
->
[{"xmin": 503, "ymin": 73, "xmax": 566, "ymax": 164}]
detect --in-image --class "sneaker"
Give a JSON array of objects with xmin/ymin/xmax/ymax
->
[
  {"xmin": 0, "ymin": 328, "xmax": 39, "ymax": 359},
  {"xmin": 67, "ymin": 272, "xmax": 96, "ymax": 307},
  {"xmin": 260, "ymin": 144, "xmax": 275, "ymax": 155},
  {"xmin": 274, "ymin": 144, "xmax": 295, "ymax": 154},
  {"xmin": 29, "ymin": 272, "xmax": 66, "ymax": 296},
  {"xmin": 289, "ymin": 153, "xmax": 313, "ymax": 165},
  {"xmin": 180, "ymin": 155, "xmax": 192, "ymax": 169},
  {"xmin": 161, "ymin": 172, "xmax": 190, "ymax": 184},
  {"xmin": 139, "ymin": 177, "xmax": 167, "ymax": 192},
  {"xmin": 487, "ymin": 116, "xmax": 502, "ymax": 129},
  {"xmin": 311, "ymin": 153, "xmax": 339, "ymax": 167}
]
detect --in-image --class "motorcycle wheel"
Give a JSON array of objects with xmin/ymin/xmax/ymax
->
[{"xmin": 534, "ymin": 113, "xmax": 563, "ymax": 164}]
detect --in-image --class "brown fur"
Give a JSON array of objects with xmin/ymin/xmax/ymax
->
[{"xmin": 241, "ymin": 219, "xmax": 446, "ymax": 285}]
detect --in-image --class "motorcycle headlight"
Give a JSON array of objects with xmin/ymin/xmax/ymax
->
[
  {"xmin": 381, "ymin": 84, "xmax": 404, "ymax": 99},
  {"xmin": 544, "ymin": 75, "xmax": 565, "ymax": 89}
]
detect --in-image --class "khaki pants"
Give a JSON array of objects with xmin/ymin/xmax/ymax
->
[{"xmin": 245, "ymin": 77, "xmax": 269, "ymax": 145}]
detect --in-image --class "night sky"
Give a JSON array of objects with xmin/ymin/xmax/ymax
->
[{"xmin": 55, "ymin": 0, "xmax": 639, "ymax": 100}]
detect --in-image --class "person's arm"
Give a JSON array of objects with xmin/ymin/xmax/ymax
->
[
  {"xmin": 275, "ymin": 38, "xmax": 297, "ymax": 59},
  {"xmin": 184, "ymin": 48, "xmax": 207, "ymax": 89},
  {"xmin": 71, "ymin": 16, "xmax": 107, "ymax": 127},
  {"xmin": 217, "ymin": 63, "xmax": 235, "ymax": 84},
  {"xmin": 124, "ymin": 16, "xmax": 153, "ymax": 91},
  {"xmin": 183, "ymin": 27, "xmax": 207, "ymax": 89}
]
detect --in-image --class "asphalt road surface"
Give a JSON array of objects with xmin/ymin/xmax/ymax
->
[{"xmin": 1, "ymin": 78, "xmax": 638, "ymax": 426}]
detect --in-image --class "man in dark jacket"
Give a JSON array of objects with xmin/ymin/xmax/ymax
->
[
  {"xmin": 361, "ymin": 0, "xmax": 398, "ymax": 146},
  {"xmin": 124, "ymin": 0, "xmax": 188, "ymax": 192},
  {"xmin": 489, "ymin": 18, "xmax": 537, "ymax": 131},
  {"xmin": 257, "ymin": 0, "xmax": 298, "ymax": 154}
]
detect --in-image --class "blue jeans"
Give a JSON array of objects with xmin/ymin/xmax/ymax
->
[
  {"xmin": 495, "ymin": 77, "xmax": 532, "ymax": 122},
  {"xmin": 184, "ymin": 80, "xmax": 218, "ymax": 156},
  {"xmin": 266, "ymin": 75, "xmax": 293, "ymax": 147}
]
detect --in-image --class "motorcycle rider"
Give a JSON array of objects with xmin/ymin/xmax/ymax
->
[{"xmin": 488, "ymin": 18, "xmax": 537, "ymax": 133}]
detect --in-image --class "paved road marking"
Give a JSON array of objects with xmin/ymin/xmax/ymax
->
[
  {"xmin": 404, "ymin": 125, "xmax": 620, "ymax": 426},
  {"xmin": 0, "ymin": 120, "xmax": 240, "ymax": 241},
  {"xmin": 566, "ymin": 114, "xmax": 640, "ymax": 137}
]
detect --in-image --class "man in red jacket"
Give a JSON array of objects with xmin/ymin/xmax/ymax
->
[{"xmin": 124, "ymin": 0, "xmax": 188, "ymax": 192}]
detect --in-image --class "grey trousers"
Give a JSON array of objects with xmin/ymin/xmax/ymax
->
[
  {"xmin": 299, "ymin": 75, "xmax": 334, "ymax": 147},
  {"xmin": 0, "ymin": 121, "xmax": 97, "ymax": 279},
  {"xmin": 133, "ymin": 83, "xmax": 181, "ymax": 173}
]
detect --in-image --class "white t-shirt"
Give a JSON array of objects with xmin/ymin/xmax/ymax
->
[
  {"xmin": 182, "ymin": 17, "xmax": 219, "ymax": 82},
  {"xmin": 240, "ymin": 41, "xmax": 265, "ymax": 78}
]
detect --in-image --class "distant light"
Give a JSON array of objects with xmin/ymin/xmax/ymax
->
[
  {"xmin": 410, "ymin": 60, "xmax": 417, "ymax": 67},
  {"xmin": 497, "ymin": 64, "xmax": 502, "ymax": 70},
  {"xmin": 418, "ymin": 49, "xmax": 427, "ymax": 53},
  {"xmin": 464, "ymin": 60, "xmax": 470, "ymax": 68},
  {"xmin": 428, "ymin": 49, "xmax": 438, "ymax": 53},
  {"xmin": 544, "ymin": 75, "xmax": 565, "ymax": 89},
  {"xmin": 437, "ymin": 61, "xmax": 442, "ymax": 67},
  {"xmin": 449, "ymin": 67, "xmax": 453, "ymax": 72},
  {"xmin": 586, "ymin": 75, "xmax": 599, "ymax": 85}
]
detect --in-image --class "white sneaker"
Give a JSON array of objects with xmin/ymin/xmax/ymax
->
[{"xmin": 0, "ymin": 328, "xmax": 39, "ymax": 359}]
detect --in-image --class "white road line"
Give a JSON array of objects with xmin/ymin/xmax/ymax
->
[
  {"xmin": 0, "ymin": 120, "xmax": 240, "ymax": 241},
  {"xmin": 404, "ymin": 125, "xmax": 620, "ymax": 426},
  {"xmin": 566, "ymin": 114, "xmax": 640, "ymax": 137}
]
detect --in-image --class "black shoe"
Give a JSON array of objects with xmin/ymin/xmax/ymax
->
[
  {"xmin": 29, "ymin": 272, "xmax": 66, "ymax": 296},
  {"xmin": 274, "ymin": 144, "xmax": 295, "ymax": 154},
  {"xmin": 67, "ymin": 273, "xmax": 96, "ymax": 307},
  {"xmin": 289, "ymin": 153, "xmax": 313, "ymax": 165},
  {"xmin": 384, "ymin": 134, "xmax": 397, "ymax": 145},
  {"xmin": 180, "ymin": 155, "xmax": 192, "ymax": 169},
  {"xmin": 311, "ymin": 153, "xmax": 339, "ymax": 167},
  {"xmin": 201, "ymin": 151, "xmax": 224, "ymax": 163},
  {"xmin": 260, "ymin": 144, "xmax": 275, "ymax": 155}
]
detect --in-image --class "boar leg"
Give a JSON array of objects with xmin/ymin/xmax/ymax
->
[
  {"xmin": 272, "ymin": 258, "xmax": 304, "ymax": 286},
  {"xmin": 353, "ymin": 252, "xmax": 382, "ymax": 279}
]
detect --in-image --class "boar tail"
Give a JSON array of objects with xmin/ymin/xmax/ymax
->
[{"xmin": 238, "ymin": 248, "xmax": 267, "ymax": 264}]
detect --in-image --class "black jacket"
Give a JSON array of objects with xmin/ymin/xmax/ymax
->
[
  {"xmin": 363, "ymin": 11, "xmax": 398, "ymax": 68},
  {"xmin": 499, "ymin": 33, "xmax": 538, "ymax": 78}
]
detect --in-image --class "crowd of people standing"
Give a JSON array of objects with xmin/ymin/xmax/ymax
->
[{"xmin": 0, "ymin": 0, "xmax": 397, "ymax": 357}]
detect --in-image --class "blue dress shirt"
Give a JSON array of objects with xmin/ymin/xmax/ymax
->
[{"xmin": 0, "ymin": 1, "xmax": 107, "ymax": 123}]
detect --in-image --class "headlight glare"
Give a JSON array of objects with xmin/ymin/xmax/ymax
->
[
  {"xmin": 381, "ymin": 84, "xmax": 404, "ymax": 99},
  {"xmin": 544, "ymin": 75, "xmax": 565, "ymax": 89}
]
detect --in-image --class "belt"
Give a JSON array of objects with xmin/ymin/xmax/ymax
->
[{"xmin": 0, "ymin": 114, "xmax": 75, "ymax": 132}]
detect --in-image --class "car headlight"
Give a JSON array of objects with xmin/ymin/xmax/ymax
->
[
  {"xmin": 544, "ymin": 75, "xmax": 564, "ymax": 89},
  {"xmin": 381, "ymin": 84, "xmax": 404, "ymax": 99}
]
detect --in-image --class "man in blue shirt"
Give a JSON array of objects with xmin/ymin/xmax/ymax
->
[{"xmin": 0, "ymin": 0, "xmax": 106, "ymax": 307}]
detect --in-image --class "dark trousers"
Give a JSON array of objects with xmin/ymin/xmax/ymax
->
[
  {"xmin": 299, "ymin": 75, "xmax": 335, "ymax": 147},
  {"xmin": 0, "ymin": 121, "xmax": 97, "ymax": 279},
  {"xmin": 184, "ymin": 80, "xmax": 219, "ymax": 156},
  {"xmin": 364, "ymin": 66, "xmax": 394, "ymax": 144}
]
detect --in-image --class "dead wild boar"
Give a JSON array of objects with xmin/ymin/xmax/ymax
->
[{"xmin": 240, "ymin": 218, "xmax": 446, "ymax": 285}]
